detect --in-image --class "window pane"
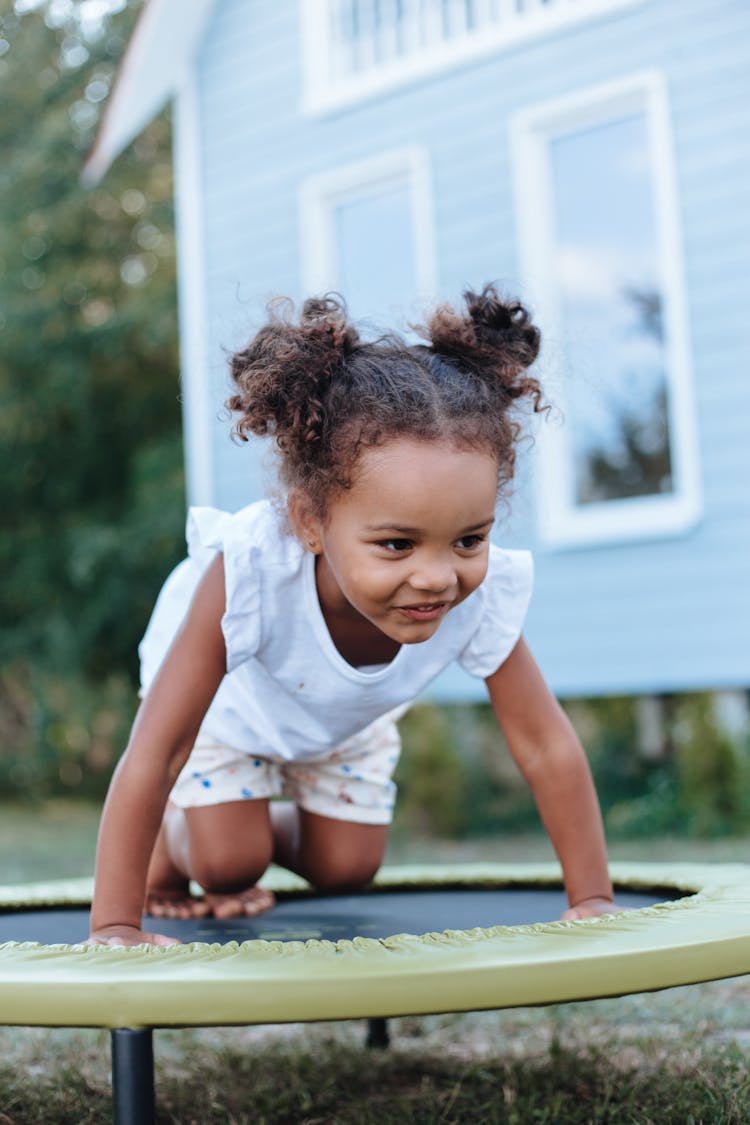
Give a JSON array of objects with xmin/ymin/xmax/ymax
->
[
  {"xmin": 334, "ymin": 181, "xmax": 417, "ymax": 328},
  {"xmin": 550, "ymin": 113, "xmax": 673, "ymax": 505}
]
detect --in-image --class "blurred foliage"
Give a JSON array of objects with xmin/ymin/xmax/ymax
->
[
  {"xmin": 396, "ymin": 703, "xmax": 538, "ymax": 838},
  {"xmin": 0, "ymin": 0, "xmax": 184, "ymax": 796},
  {"xmin": 604, "ymin": 694, "xmax": 750, "ymax": 838},
  {"xmin": 0, "ymin": 661, "xmax": 134, "ymax": 799},
  {"xmin": 673, "ymin": 694, "xmax": 749, "ymax": 833},
  {"xmin": 395, "ymin": 694, "xmax": 750, "ymax": 841}
]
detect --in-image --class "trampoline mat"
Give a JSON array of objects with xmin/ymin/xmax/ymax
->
[{"xmin": 0, "ymin": 887, "xmax": 677, "ymax": 945}]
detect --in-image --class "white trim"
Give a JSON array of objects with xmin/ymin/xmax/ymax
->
[
  {"xmin": 173, "ymin": 75, "xmax": 214, "ymax": 507},
  {"xmin": 299, "ymin": 0, "xmax": 333, "ymax": 117},
  {"xmin": 511, "ymin": 70, "xmax": 702, "ymax": 549},
  {"xmin": 299, "ymin": 147, "xmax": 437, "ymax": 306},
  {"xmin": 83, "ymin": 0, "xmax": 216, "ymax": 184},
  {"xmin": 301, "ymin": 0, "xmax": 649, "ymax": 117}
]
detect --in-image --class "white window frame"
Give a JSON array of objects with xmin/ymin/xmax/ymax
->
[
  {"xmin": 300, "ymin": 0, "xmax": 650, "ymax": 117},
  {"xmin": 299, "ymin": 147, "xmax": 437, "ymax": 313},
  {"xmin": 511, "ymin": 70, "xmax": 701, "ymax": 549}
]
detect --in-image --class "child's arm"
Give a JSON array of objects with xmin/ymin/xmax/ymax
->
[
  {"xmin": 485, "ymin": 637, "xmax": 616, "ymax": 919},
  {"xmin": 88, "ymin": 556, "xmax": 228, "ymax": 946}
]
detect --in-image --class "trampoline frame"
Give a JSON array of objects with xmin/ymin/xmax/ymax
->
[{"xmin": 1, "ymin": 860, "xmax": 749, "ymax": 1124}]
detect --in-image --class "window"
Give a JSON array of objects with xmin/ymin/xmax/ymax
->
[
  {"xmin": 299, "ymin": 148, "xmax": 436, "ymax": 331},
  {"xmin": 301, "ymin": 0, "xmax": 648, "ymax": 114},
  {"xmin": 511, "ymin": 72, "xmax": 701, "ymax": 547}
]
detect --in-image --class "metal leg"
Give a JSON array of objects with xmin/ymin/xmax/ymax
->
[
  {"xmin": 365, "ymin": 1017, "xmax": 390, "ymax": 1049},
  {"xmin": 111, "ymin": 1028, "xmax": 155, "ymax": 1125}
]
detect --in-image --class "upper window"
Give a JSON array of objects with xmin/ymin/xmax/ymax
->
[
  {"xmin": 299, "ymin": 148, "xmax": 436, "ymax": 330},
  {"xmin": 511, "ymin": 72, "xmax": 701, "ymax": 547},
  {"xmin": 301, "ymin": 0, "xmax": 648, "ymax": 114}
]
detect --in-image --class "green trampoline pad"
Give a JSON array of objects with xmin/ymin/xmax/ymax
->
[{"xmin": 0, "ymin": 861, "xmax": 748, "ymax": 1029}]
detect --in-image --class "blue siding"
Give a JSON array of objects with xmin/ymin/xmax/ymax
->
[{"xmin": 185, "ymin": 0, "xmax": 750, "ymax": 697}]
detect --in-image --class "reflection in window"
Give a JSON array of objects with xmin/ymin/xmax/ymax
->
[{"xmin": 549, "ymin": 113, "xmax": 673, "ymax": 506}]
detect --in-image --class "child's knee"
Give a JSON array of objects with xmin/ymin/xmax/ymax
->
[
  {"xmin": 190, "ymin": 849, "xmax": 271, "ymax": 894},
  {"xmin": 181, "ymin": 799, "xmax": 274, "ymax": 891},
  {"xmin": 304, "ymin": 852, "xmax": 382, "ymax": 894}
]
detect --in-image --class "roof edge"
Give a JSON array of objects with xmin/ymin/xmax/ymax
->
[{"xmin": 82, "ymin": 0, "xmax": 216, "ymax": 185}]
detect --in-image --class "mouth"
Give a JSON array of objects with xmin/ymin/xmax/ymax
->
[{"xmin": 396, "ymin": 602, "xmax": 451, "ymax": 622}]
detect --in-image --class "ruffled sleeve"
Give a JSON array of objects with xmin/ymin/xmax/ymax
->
[
  {"xmin": 186, "ymin": 506, "xmax": 262, "ymax": 673},
  {"xmin": 457, "ymin": 546, "xmax": 534, "ymax": 679}
]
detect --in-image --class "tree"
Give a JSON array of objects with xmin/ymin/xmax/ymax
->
[{"xmin": 0, "ymin": 0, "xmax": 184, "ymax": 795}]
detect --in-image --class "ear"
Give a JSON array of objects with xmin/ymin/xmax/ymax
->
[{"xmin": 287, "ymin": 490, "xmax": 323, "ymax": 554}]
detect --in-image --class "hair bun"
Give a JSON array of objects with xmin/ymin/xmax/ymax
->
[
  {"xmin": 226, "ymin": 294, "xmax": 361, "ymax": 450},
  {"xmin": 465, "ymin": 286, "xmax": 540, "ymax": 356},
  {"xmin": 301, "ymin": 295, "xmax": 360, "ymax": 354},
  {"xmin": 422, "ymin": 283, "xmax": 541, "ymax": 401}
]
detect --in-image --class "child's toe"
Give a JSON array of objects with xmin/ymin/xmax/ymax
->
[
  {"xmin": 207, "ymin": 887, "xmax": 275, "ymax": 919},
  {"xmin": 188, "ymin": 898, "xmax": 212, "ymax": 918},
  {"xmin": 146, "ymin": 891, "xmax": 207, "ymax": 920},
  {"xmin": 242, "ymin": 888, "xmax": 275, "ymax": 916}
]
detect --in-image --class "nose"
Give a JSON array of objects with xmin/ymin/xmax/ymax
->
[{"xmin": 409, "ymin": 551, "xmax": 456, "ymax": 595}]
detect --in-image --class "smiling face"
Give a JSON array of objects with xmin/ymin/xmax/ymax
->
[{"xmin": 293, "ymin": 437, "xmax": 499, "ymax": 651}]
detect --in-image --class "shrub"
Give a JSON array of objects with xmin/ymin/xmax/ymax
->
[
  {"xmin": 395, "ymin": 692, "xmax": 750, "ymax": 841},
  {"xmin": 0, "ymin": 663, "xmax": 135, "ymax": 802}
]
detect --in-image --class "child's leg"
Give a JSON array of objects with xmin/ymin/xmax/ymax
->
[
  {"xmin": 185, "ymin": 799, "xmax": 276, "ymax": 918},
  {"xmin": 146, "ymin": 798, "xmax": 275, "ymax": 919},
  {"xmin": 271, "ymin": 803, "xmax": 388, "ymax": 891},
  {"xmin": 146, "ymin": 736, "xmax": 281, "ymax": 920},
  {"xmin": 145, "ymin": 802, "xmax": 209, "ymax": 919},
  {"xmin": 271, "ymin": 710, "xmax": 400, "ymax": 889}
]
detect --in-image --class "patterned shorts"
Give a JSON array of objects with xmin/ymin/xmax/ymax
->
[{"xmin": 170, "ymin": 711, "xmax": 403, "ymax": 825}]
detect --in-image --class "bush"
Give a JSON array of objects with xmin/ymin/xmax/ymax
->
[
  {"xmin": 602, "ymin": 693, "xmax": 750, "ymax": 838},
  {"xmin": 395, "ymin": 702, "xmax": 539, "ymax": 838},
  {"xmin": 395, "ymin": 692, "xmax": 750, "ymax": 842},
  {"xmin": 0, "ymin": 663, "xmax": 136, "ymax": 802},
  {"xmin": 672, "ymin": 693, "xmax": 750, "ymax": 835}
]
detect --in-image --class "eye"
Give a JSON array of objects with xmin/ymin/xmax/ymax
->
[
  {"xmin": 377, "ymin": 538, "xmax": 413, "ymax": 553},
  {"xmin": 455, "ymin": 534, "xmax": 486, "ymax": 550}
]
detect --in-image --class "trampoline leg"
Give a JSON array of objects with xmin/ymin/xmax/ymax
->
[
  {"xmin": 366, "ymin": 1017, "xmax": 390, "ymax": 1049},
  {"xmin": 110, "ymin": 1028, "xmax": 155, "ymax": 1125}
]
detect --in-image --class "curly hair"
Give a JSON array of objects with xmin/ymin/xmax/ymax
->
[{"xmin": 226, "ymin": 284, "xmax": 545, "ymax": 516}]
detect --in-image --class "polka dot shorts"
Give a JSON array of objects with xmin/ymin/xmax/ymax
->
[{"xmin": 169, "ymin": 712, "xmax": 402, "ymax": 825}]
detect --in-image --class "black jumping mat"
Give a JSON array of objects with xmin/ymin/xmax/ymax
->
[{"xmin": 0, "ymin": 886, "xmax": 677, "ymax": 945}]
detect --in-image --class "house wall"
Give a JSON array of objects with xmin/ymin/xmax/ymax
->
[{"xmin": 177, "ymin": 0, "xmax": 750, "ymax": 698}]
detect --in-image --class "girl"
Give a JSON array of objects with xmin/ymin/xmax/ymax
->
[{"xmin": 89, "ymin": 285, "xmax": 618, "ymax": 947}]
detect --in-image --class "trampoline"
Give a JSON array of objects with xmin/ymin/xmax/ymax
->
[{"xmin": 1, "ymin": 861, "xmax": 749, "ymax": 1124}]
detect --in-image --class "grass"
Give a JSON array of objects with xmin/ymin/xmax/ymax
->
[
  {"xmin": 0, "ymin": 800, "xmax": 101, "ymax": 883},
  {"xmin": 0, "ymin": 998, "xmax": 749, "ymax": 1123},
  {"xmin": 2, "ymin": 800, "xmax": 749, "ymax": 883},
  {"xmin": 0, "ymin": 803, "xmax": 748, "ymax": 1123}
]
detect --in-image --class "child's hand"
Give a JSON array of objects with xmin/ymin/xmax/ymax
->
[
  {"xmin": 561, "ymin": 896, "xmax": 624, "ymax": 921},
  {"xmin": 85, "ymin": 924, "xmax": 181, "ymax": 947}
]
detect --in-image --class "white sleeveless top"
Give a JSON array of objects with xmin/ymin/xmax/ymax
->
[{"xmin": 139, "ymin": 501, "xmax": 533, "ymax": 760}]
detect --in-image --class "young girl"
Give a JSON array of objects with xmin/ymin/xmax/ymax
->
[{"xmin": 89, "ymin": 284, "xmax": 618, "ymax": 947}]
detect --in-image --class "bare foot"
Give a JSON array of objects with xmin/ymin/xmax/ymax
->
[
  {"xmin": 204, "ymin": 886, "xmax": 276, "ymax": 920},
  {"xmin": 145, "ymin": 805, "xmax": 211, "ymax": 919},
  {"xmin": 145, "ymin": 888, "xmax": 211, "ymax": 920}
]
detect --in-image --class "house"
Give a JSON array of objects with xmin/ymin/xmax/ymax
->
[{"xmin": 87, "ymin": 0, "xmax": 750, "ymax": 706}]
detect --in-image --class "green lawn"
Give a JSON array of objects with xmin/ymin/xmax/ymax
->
[
  {"xmin": 0, "ymin": 984, "xmax": 748, "ymax": 1123},
  {"xmin": 0, "ymin": 800, "xmax": 101, "ymax": 883},
  {"xmin": 0, "ymin": 803, "xmax": 748, "ymax": 1123},
  {"xmin": 1, "ymin": 800, "xmax": 748, "ymax": 883}
]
